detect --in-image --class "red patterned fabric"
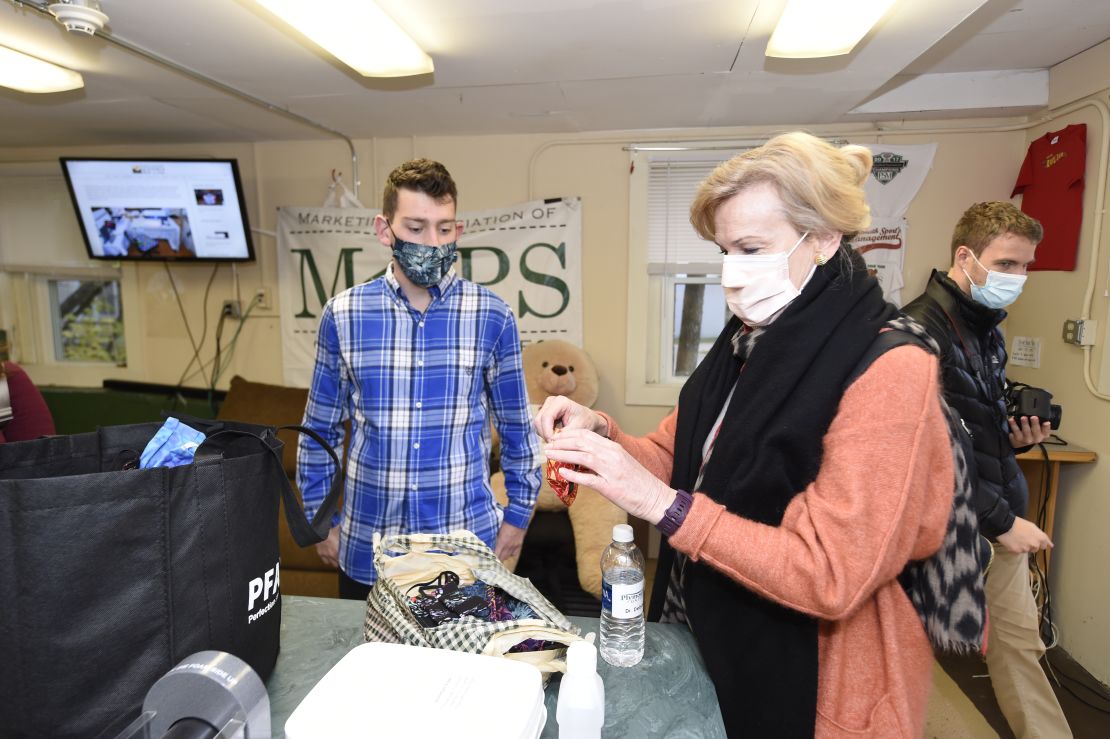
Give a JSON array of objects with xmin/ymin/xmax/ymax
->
[{"xmin": 545, "ymin": 457, "xmax": 578, "ymax": 506}]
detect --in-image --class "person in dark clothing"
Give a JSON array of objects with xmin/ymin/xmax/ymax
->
[{"xmin": 903, "ymin": 201, "xmax": 1070, "ymax": 738}]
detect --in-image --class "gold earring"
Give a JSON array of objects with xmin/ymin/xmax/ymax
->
[{"xmin": 815, "ymin": 253, "xmax": 828, "ymax": 266}]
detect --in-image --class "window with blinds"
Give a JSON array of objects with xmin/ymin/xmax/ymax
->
[
  {"xmin": 643, "ymin": 149, "xmax": 750, "ymax": 381},
  {"xmin": 0, "ymin": 165, "xmax": 128, "ymax": 375},
  {"xmin": 646, "ymin": 158, "xmax": 726, "ymax": 273}
]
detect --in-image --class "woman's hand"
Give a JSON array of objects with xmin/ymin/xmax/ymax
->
[
  {"xmin": 544, "ymin": 427, "xmax": 676, "ymax": 524},
  {"xmin": 533, "ymin": 395, "xmax": 608, "ymax": 442}
]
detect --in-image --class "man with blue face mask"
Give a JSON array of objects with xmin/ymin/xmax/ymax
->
[
  {"xmin": 297, "ymin": 159, "xmax": 541, "ymax": 601},
  {"xmin": 904, "ymin": 201, "xmax": 1070, "ymax": 738}
]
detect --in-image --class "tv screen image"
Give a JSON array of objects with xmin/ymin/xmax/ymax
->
[
  {"xmin": 61, "ymin": 158, "xmax": 255, "ymax": 262},
  {"xmin": 194, "ymin": 188, "xmax": 224, "ymax": 206},
  {"xmin": 92, "ymin": 206, "xmax": 195, "ymax": 258}
]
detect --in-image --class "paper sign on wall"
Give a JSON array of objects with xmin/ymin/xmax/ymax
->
[{"xmin": 1010, "ymin": 336, "xmax": 1042, "ymax": 368}]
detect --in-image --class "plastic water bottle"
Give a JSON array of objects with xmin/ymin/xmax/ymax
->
[
  {"xmin": 600, "ymin": 523, "xmax": 645, "ymax": 667},
  {"xmin": 556, "ymin": 640, "xmax": 605, "ymax": 738}
]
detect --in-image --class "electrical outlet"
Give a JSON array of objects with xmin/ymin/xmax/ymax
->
[
  {"xmin": 254, "ymin": 286, "xmax": 271, "ymax": 310},
  {"xmin": 221, "ymin": 299, "xmax": 242, "ymax": 320},
  {"xmin": 1062, "ymin": 319, "xmax": 1079, "ymax": 344}
]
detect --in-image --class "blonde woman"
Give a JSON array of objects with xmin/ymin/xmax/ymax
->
[{"xmin": 538, "ymin": 132, "xmax": 954, "ymax": 737}]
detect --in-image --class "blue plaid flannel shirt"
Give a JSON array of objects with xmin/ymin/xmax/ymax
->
[{"xmin": 296, "ymin": 265, "xmax": 541, "ymax": 585}]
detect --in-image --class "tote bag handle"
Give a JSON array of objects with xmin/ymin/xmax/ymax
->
[{"xmin": 197, "ymin": 424, "xmax": 342, "ymax": 547}]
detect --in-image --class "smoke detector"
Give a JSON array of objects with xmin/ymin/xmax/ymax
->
[{"xmin": 48, "ymin": 1, "xmax": 109, "ymax": 35}]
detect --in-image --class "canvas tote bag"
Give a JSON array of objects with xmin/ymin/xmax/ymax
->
[
  {"xmin": 0, "ymin": 418, "xmax": 342, "ymax": 738},
  {"xmin": 364, "ymin": 530, "xmax": 585, "ymax": 679}
]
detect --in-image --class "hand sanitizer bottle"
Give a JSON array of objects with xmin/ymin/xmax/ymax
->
[{"xmin": 556, "ymin": 640, "xmax": 605, "ymax": 738}]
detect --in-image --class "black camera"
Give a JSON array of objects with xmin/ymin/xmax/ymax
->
[{"xmin": 1006, "ymin": 383, "xmax": 1062, "ymax": 430}]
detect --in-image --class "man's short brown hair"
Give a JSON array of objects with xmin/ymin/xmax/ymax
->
[
  {"xmin": 951, "ymin": 201, "xmax": 1043, "ymax": 259},
  {"xmin": 381, "ymin": 158, "xmax": 457, "ymax": 220}
]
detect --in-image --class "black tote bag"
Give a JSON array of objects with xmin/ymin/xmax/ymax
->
[{"xmin": 0, "ymin": 418, "xmax": 342, "ymax": 738}]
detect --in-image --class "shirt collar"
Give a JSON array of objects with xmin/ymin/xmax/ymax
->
[{"xmin": 385, "ymin": 262, "xmax": 458, "ymax": 302}]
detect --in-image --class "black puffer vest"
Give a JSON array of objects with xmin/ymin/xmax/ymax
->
[{"xmin": 903, "ymin": 269, "xmax": 1026, "ymax": 537}]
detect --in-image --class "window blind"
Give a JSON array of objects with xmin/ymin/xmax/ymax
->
[{"xmin": 645, "ymin": 148, "xmax": 753, "ymax": 271}]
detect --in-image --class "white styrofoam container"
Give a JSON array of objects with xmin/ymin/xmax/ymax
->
[{"xmin": 285, "ymin": 642, "xmax": 547, "ymax": 739}]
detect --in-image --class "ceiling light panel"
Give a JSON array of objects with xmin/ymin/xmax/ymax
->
[
  {"xmin": 767, "ymin": 0, "xmax": 898, "ymax": 58},
  {"xmin": 0, "ymin": 45, "xmax": 84, "ymax": 93},
  {"xmin": 256, "ymin": 0, "xmax": 433, "ymax": 77}
]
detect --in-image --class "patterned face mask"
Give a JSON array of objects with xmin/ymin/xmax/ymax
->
[{"xmin": 391, "ymin": 234, "xmax": 458, "ymax": 287}]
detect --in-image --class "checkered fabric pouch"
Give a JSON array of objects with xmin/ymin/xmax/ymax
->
[{"xmin": 365, "ymin": 530, "xmax": 583, "ymax": 677}]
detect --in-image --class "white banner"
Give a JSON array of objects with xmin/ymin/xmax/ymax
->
[
  {"xmin": 863, "ymin": 143, "xmax": 937, "ymax": 219},
  {"xmin": 275, "ymin": 198, "xmax": 582, "ymax": 387},
  {"xmin": 849, "ymin": 217, "xmax": 907, "ymax": 306}
]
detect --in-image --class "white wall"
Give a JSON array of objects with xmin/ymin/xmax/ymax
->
[{"xmin": 1003, "ymin": 42, "xmax": 1110, "ymax": 684}]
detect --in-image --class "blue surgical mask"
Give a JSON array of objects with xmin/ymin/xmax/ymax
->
[
  {"xmin": 140, "ymin": 417, "xmax": 205, "ymax": 469},
  {"xmin": 963, "ymin": 252, "xmax": 1026, "ymax": 309},
  {"xmin": 390, "ymin": 229, "xmax": 458, "ymax": 287}
]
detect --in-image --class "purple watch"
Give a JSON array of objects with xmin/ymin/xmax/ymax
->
[{"xmin": 655, "ymin": 489, "xmax": 693, "ymax": 537}]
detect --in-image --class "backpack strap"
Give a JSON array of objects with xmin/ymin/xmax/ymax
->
[
  {"xmin": 850, "ymin": 325, "xmax": 989, "ymax": 654},
  {"xmin": 846, "ymin": 329, "xmax": 931, "ymax": 389}
]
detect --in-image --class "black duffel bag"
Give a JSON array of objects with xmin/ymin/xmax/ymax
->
[{"xmin": 0, "ymin": 418, "xmax": 342, "ymax": 738}]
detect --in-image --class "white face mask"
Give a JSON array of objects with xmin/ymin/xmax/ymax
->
[
  {"xmin": 962, "ymin": 251, "xmax": 1027, "ymax": 310},
  {"xmin": 721, "ymin": 231, "xmax": 810, "ymax": 327}
]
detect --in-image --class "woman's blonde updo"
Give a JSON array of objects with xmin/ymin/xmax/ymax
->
[{"xmin": 690, "ymin": 131, "xmax": 873, "ymax": 242}]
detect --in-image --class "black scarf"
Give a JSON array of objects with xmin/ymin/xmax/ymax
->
[{"xmin": 660, "ymin": 247, "xmax": 897, "ymax": 737}]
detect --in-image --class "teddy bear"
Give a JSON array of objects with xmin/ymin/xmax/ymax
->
[{"xmin": 490, "ymin": 339, "xmax": 626, "ymax": 600}]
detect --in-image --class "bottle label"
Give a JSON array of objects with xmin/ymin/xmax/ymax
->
[{"xmin": 602, "ymin": 580, "xmax": 643, "ymax": 619}]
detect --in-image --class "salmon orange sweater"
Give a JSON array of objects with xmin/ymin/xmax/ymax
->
[{"xmin": 601, "ymin": 345, "xmax": 953, "ymax": 737}]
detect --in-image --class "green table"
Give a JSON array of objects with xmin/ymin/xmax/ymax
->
[{"xmin": 268, "ymin": 595, "xmax": 725, "ymax": 737}]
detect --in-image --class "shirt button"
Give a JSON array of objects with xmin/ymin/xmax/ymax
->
[
  {"xmin": 415, "ymin": 401, "xmax": 422, "ymax": 409},
  {"xmin": 417, "ymin": 359, "xmax": 424, "ymax": 367},
  {"xmin": 419, "ymin": 321, "xmax": 425, "ymax": 328},
  {"xmin": 411, "ymin": 484, "xmax": 418, "ymax": 491},
  {"xmin": 413, "ymin": 442, "xmax": 420, "ymax": 449}
]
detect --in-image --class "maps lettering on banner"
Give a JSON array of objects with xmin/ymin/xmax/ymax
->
[
  {"xmin": 287, "ymin": 239, "xmax": 571, "ymax": 321},
  {"xmin": 276, "ymin": 198, "xmax": 582, "ymax": 387}
]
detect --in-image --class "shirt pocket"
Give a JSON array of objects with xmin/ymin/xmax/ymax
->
[{"xmin": 453, "ymin": 346, "xmax": 486, "ymax": 405}]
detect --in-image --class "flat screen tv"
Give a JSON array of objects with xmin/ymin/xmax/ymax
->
[{"xmin": 60, "ymin": 158, "xmax": 256, "ymax": 262}]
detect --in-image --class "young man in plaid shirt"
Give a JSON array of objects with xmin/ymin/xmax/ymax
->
[{"xmin": 297, "ymin": 159, "xmax": 541, "ymax": 600}]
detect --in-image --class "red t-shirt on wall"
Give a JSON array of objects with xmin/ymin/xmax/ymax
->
[{"xmin": 1011, "ymin": 123, "xmax": 1086, "ymax": 271}]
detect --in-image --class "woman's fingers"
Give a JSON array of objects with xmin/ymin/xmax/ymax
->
[
  {"xmin": 535, "ymin": 398, "xmax": 568, "ymax": 440},
  {"xmin": 534, "ymin": 396, "xmax": 594, "ymax": 440},
  {"xmin": 544, "ymin": 447, "xmax": 596, "ymax": 470}
]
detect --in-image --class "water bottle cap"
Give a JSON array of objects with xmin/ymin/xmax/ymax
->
[
  {"xmin": 566, "ymin": 640, "xmax": 598, "ymax": 674},
  {"xmin": 612, "ymin": 524, "xmax": 634, "ymax": 543}
]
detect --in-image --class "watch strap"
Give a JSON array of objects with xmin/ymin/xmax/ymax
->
[{"xmin": 656, "ymin": 489, "xmax": 693, "ymax": 537}]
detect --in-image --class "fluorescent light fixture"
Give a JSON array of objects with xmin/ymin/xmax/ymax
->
[
  {"xmin": 767, "ymin": 0, "xmax": 897, "ymax": 58},
  {"xmin": 0, "ymin": 45, "xmax": 83, "ymax": 93},
  {"xmin": 256, "ymin": 0, "xmax": 434, "ymax": 77}
]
